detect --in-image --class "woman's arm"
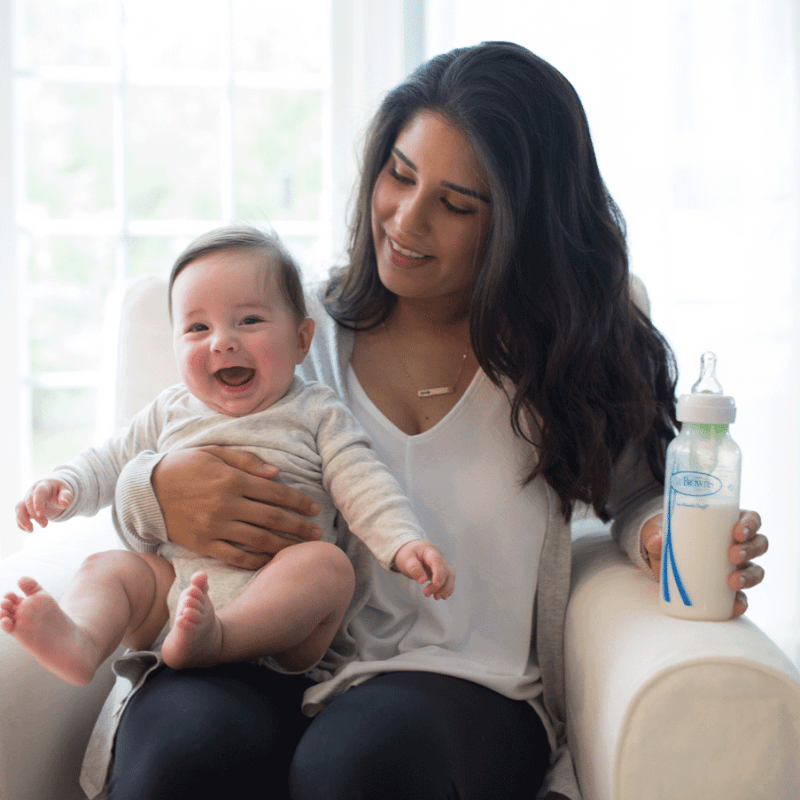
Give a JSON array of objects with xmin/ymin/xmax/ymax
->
[{"xmin": 114, "ymin": 446, "xmax": 323, "ymax": 569}]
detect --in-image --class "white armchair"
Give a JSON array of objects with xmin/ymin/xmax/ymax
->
[{"xmin": 2, "ymin": 276, "xmax": 799, "ymax": 800}]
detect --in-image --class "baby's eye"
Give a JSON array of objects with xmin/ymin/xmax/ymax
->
[
  {"xmin": 242, "ymin": 316, "xmax": 263, "ymax": 325},
  {"xmin": 186, "ymin": 322, "xmax": 208, "ymax": 333}
]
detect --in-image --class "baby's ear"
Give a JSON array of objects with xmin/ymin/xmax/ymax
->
[{"xmin": 296, "ymin": 317, "xmax": 315, "ymax": 363}]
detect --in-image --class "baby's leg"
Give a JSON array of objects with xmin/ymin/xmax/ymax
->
[
  {"xmin": 161, "ymin": 541, "xmax": 354, "ymax": 672},
  {"xmin": 0, "ymin": 550, "xmax": 173, "ymax": 686}
]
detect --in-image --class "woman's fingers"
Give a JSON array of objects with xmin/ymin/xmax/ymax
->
[
  {"xmin": 198, "ymin": 445, "xmax": 279, "ymax": 478},
  {"xmin": 728, "ymin": 560, "xmax": 766, "ymax": 592},
  {"xmin": 732, "ymin": 590, "xmax": 748, "ymax": 618},
  {"xmin": 230, "ymin": 468, "xmax": 322, "ymax": 523},
  {"xmin": 733, "ymin": 509, "xmax": 762, "ymax": 544}
]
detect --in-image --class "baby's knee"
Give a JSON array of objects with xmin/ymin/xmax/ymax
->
[
  {"xmin": 78, "ymin": 549, "xmax": 140, "ymax": 575},
  {"xmin": 309, "ymin": 541, "xmax": 355, "ymax": 594},
  {"xmin": 275, "ymin": 541, "xmax": 354, "ymax": 597}
]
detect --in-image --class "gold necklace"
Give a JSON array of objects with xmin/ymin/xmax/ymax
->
[{"xmin": 384, "ymin": 323, "xmax": 469, "ymax": 398}]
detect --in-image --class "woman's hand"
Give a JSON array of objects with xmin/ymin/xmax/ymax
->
[
  {"xmin": 641, "ymin": 510, "xmax": 767, "ymax": 617},
  {"xmin": 152, "ymin": 446, "xmax": 322, "ymax": 570}
]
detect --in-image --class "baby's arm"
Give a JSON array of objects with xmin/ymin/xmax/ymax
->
[
  {"xmin": 16, "ymin": 479, "xmax": 74, "ymax": 532},
  {"xmin": 393, "ymin": 540, "xmax": 455, "ymax": 600}
]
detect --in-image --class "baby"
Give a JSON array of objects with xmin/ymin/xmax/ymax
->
[{"xmin": 2, "ymin": 225, "xmax": 454, "ymax": 686}]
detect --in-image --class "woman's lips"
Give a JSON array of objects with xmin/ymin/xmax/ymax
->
[
  {"xmin": 388, "ymin": 237, "xmax": 430, "ymax": 268},
  {"xmin": 215, "ymin": 367, "xmax": 255, "ymax": 387}
]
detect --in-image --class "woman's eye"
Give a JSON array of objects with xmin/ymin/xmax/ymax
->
[
  {"xmin": 241, "ymin": 316, "xmax": 263, "ymax": 325},
  {"xmin": 442, "ymin": 197, "xmax": 473, "ymax": 216},
  {"xmin": 389, "ymin": 167, "xmax": 413, "ymax": 185}
]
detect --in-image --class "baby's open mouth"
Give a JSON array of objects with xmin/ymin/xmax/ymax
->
[{"xmin": 215, "ymin": 367, "xmax": 255, "ymax": 387}]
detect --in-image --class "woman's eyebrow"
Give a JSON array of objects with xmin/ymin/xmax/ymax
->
[{"xmin": 392, "ymin": 147, "xmax": 490, "ymax": 204}]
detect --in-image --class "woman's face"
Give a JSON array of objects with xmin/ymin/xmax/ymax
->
[{"xmin": 371, "ymin": 112, "xmax": 491, "ymax": 306}]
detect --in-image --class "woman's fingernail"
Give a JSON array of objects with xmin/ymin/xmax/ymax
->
[{"xmin": 739, "ymin": 548, "xmax": 748, "ymax": 563}]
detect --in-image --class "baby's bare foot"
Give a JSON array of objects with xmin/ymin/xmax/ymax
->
[
  {"xmin": 0, "ymin": 577, "xmax": 99, "ymax": 686},
  {"xmin": 161, "ymin": 572, "xmax": 223, "ymax": 670}
]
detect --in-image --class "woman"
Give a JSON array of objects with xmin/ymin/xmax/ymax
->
[{"xmin": 96, "ymin": 42, "xmax": 766, "ymax": 800}]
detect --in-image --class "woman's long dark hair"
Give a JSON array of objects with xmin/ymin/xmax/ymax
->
[{"xmin": 325, "ymin": 41, "xmax": 677, "ymax": 520}]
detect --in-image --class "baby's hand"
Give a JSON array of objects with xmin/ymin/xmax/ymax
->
[
  {"xmin": 393, "ymin": 540, "xmax": 455, "ymax": 600},
  {"xmin": 15, "ymin": 480, "xmax": 73, "ymax": 532}
]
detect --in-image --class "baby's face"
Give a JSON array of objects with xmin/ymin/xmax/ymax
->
[{"xmin": 171, "ymin": 249, "xmax": 312, "ymax": 417}]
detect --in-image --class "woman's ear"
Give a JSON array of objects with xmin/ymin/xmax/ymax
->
[{"xmin": 296, "ymin": 317, "xmax": 315, "ymax": 363}]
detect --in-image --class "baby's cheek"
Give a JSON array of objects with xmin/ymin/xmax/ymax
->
[{"xmin": 179, "ymin": 347, "xmax": 209, "ymax": 387}]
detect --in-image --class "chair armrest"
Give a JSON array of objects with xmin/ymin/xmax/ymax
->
[
  {"xmin": 566, "ymin": 532, "xmax": 800, "ymax": 800},
  {"xmin": 0, "ymin": 512, "xmax": 123, "ymax": 800}
]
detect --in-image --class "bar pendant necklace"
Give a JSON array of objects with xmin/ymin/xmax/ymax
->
[
  {"xmin": 417, "ymin": 352, "xmax": 467, "ymax": 397},
  {"xmin": 384, "ymin": 323, "xmax": 469, "ymax": 398}
]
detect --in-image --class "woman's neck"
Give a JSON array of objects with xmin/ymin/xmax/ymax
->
[{"xmin": 387, "ymin": 294, "xmax": 471, "ymax": 341}]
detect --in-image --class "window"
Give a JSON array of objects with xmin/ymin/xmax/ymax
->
[
  {"xmin": 1, "ymin": 0, "xmax": 420, "ymax": 556},
  {"xmin": 3, "ymin": 0, "xmax": 335, "ymax": 552}
]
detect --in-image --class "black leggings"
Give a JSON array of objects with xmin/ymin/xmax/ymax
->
[{"xmin": 106, "ymin": 666, "xmax": 551, "ymax": 800}]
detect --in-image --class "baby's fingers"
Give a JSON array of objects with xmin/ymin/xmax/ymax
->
[
  {"xmin": 29, "ymin": 482, "xmax": 72, "ymax": 526},
  {"xmin": 400, "ymin": 555, "xmax": 430, "ymax": 586},
  {"xmin": 56, "ymin": 485, "xmax": 74, "ymax": 509},
  {"xmin": 422, "ymin": 551, "xmax": 456, "ymax": 600},
  {"xmin": 15, "ymin": 501, "xmax": 35, "ymax": 533},
  {"xmin": 425, "ymin": 566, "xmax": 455, "ymax": 600}
]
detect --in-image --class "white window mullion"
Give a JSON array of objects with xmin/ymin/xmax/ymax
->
[
  {"xmin": 95, "ymin": 0, "xmax": 128, "ymax": 444},
  {"xmin": 0, "ymin": 0, "xmax": 25, "ymax": 556},
  {"xmin": 329, "ymin": 0, "xmax": 410, "ymax": 263},
  {"xmin": 220, "ymin": 0, "xmax": 235, "ymax": 222}
]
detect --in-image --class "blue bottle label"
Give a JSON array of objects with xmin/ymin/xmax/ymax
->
[
  {"xmin": 668, "ymin": 471, "xmax": 722, "ymax": 497},
  {"xmin": 662, "ymin": 470, "xmax": 721, "ymax": 607}
]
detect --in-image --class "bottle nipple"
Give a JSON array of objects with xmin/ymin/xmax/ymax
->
[{"xmin": 691, "ymin": 351, "xmax": 724, "ymax": 395}]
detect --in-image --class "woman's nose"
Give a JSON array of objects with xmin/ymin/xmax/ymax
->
[{"xmin": 395, "ymin": 191, "xmax": 429, "ymax": 236}]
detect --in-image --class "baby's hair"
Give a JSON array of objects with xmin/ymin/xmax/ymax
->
[{"xmin": 168, "ymin": 224, "xmax": 308, "ymax": 321}]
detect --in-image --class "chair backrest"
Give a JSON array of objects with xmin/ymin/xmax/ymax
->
[
  {"xmin": 110, "ymin": 276, "xmax": 178, "ymax": 429},
  {"xmin": 103, "ymin": 273, "xmax": 652, "ymax": 432}
]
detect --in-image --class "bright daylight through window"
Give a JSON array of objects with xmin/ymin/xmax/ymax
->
[{"xmin": 6, "ymin": 0, "xmax": 332, "ymax": 546}]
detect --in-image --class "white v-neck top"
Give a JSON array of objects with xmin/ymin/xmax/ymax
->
[{"xmin": 302, "ymin": 363, "xmax": 551, "ymax": 725}]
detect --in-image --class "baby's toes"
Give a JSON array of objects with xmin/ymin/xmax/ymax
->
[
  {"xmin": 1, "ymin": 593, "xmax": 22, "ymax": 612},
  {"xmin": 17, "ymin": 577, "xmax": 43, "ymax": 597}
]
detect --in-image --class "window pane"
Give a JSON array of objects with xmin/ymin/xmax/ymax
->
[
  {"xmin": 128, "ymin": 236, "xmax": 188, "ymax": 278},
  {"xmin": 28, "ymin": 235, "xmax": 117, "ymax": 284},
  {"xmin": 281, "ymin": 234, "xmax": 332, "ymax": 285},
  {"xmin": 232, "ymin": 1, "xmax": 329, "ymax": 74},
  {"xmin": 27, "ymin": 237, "xmax": 116, "ymax": 373},
  {"xmin": 24, "ymin": 81, "xmax": 114, "ymax": 219},
  {"xmin": 123, "ymin": 0, "xmax": 224, "ymax": 71},
  {"xmin": 22, "ymin": 0, "xmax": 118, "ymax": 69},
  {"xmin": 31, "ymin": 387, "xmax": 97, "ymax": 479},
  {"xmin": 127, "ymin": 87, "xmax": 221, "ymax": 219},
  {"xmin": 234, "ymin": 89, "xmax": 323, "ymax": 221}
]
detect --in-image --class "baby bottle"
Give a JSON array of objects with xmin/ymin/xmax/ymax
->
[{"xmin": 660, "ymin": 352, "xmax": 741, "ymax": 620}]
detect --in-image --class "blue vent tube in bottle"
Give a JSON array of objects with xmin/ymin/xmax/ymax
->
[{"xmin": 660, "ymin": 352, "xmax": 741, "ymax": 620}]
